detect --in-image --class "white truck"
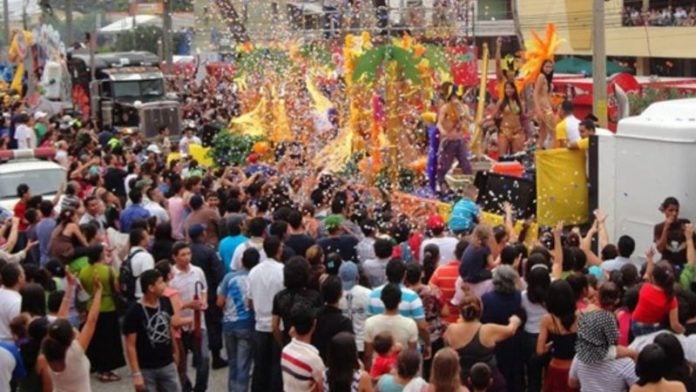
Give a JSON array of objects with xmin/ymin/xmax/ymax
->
[{"xmin": 597, "ymin": 98, "xmax": 696, "ymax": 258}]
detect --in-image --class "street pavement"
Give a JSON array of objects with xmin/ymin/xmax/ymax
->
[{"xmin": 93, "ymin": 364, "xmax": 229, "ymax": 392}]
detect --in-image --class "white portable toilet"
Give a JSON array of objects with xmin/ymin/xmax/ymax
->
[{"xmin": 597, "ymin": 98, "xmax": 696, "ymax": 258}]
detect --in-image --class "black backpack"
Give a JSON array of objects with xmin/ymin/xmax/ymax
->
[{"xmin": 119, "ymin": 249, "xmax": 144, "ymax": 302}]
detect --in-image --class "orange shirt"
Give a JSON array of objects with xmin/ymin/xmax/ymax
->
[{"xmin": 429, "ymin": 261, "xmax": 460, "ymax": 324}]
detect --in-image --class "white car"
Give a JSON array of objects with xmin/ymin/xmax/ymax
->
[{"xmin": 0, "ymin": 158, "xmax": 67, "ymax": 214}]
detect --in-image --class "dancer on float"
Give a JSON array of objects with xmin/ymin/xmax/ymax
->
[
  {"xmin": 533, "ymin": 59, "xmax": 555, "ymax": 149},
  {"xmin": 436, "ymin": 82, "xmax": 474, "ymax": 194}
]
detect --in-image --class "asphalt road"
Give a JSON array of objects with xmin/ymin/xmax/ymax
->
[{"xmin": 93, "ymin": 364, "xmax": 229, "ymax": 392}]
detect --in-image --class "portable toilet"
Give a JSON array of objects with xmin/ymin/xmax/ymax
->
[{"xmin": 597, "ymin": 98, "xmax": 696, "ymax": 259}]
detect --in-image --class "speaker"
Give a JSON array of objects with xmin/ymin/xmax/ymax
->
[{"xmin": 474, "ymin": 171, "xmax": 536, "ymax": 220}]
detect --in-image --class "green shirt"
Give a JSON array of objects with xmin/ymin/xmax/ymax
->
[
  {"xmin": 34, "ymin": 123, "xmax": 47, "ymax": 143},
  {"xmin": 78, "ymin": 262, "xmax": 118, "ymax": 312}
]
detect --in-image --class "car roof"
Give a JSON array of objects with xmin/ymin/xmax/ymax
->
[{"xmin": 0, "ymin": 159, "xmax": 65, "ymax": 174}]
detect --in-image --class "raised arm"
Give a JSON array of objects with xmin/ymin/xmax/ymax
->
[
  {"xmin": 57, "ymin": 272, "xmax": 77, "ymax": 318},
  {"xmin": 495, "ymin": 37, "xmax": 504, "ymax": 81},
  {"xmin": 580, "ymin": 220, "xmax": 601, "ymax": 266},
  {"xmin": 77, "ymin": 274, "xmax": 103, "ymax": 350},
  {"xmin": 503, "ymin": 202, "xmax": 518, "ymax": 243},
  {"xmin": 594, "ymin": 210, "xmax": 610, "ymax": 251}
]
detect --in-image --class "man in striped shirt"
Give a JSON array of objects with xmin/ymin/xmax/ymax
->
[
  {"xmin": 429, "ymin": 239, "xmax": 468, "ymax": 324},
  {"xmin": 281, "ymin": 304, "xmax": 326, "ymax": 392}
]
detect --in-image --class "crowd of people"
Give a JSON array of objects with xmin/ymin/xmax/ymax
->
[
  {"xmin": 0, "ymin": 41, "xmax": 695, "ymax": 392},
  {"xmin": 623, "ymin": 5, "xmax": 696, "ymax": 26}
]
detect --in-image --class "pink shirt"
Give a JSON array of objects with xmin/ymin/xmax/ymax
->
[{"xmin": 168, "ymin": 196, "xmax": 186, "ymax": 240}]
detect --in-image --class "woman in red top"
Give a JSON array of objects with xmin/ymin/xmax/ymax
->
[{"xmin": 631, "ymin": 257, "xmax": 684, "ymax": 337}]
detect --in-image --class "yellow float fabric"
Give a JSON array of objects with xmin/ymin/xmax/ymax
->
[{"xmin": 535, "ymin": 149, "xmax": 589, "ymax": 226}]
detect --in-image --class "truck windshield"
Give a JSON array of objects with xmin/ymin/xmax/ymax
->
[{"xmin": 112, "ymin": 79, "xmax": 164, "ymax": 99}]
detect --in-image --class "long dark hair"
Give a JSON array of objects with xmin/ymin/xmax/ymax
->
[
  {"xmin": 526, "ymin": 267, "xmax": 550, "ymax": 305},
  {"xmin": 653, "ymin": 261, "xmax": 676, "ymax": 299},
  {"xmin": 546, "ymin": 280, "xmax": 577, "ymax": 331},
  {"xmin": 654, "ymin": 332, "xmax": 695, "ymax": 388},
  {"xmin": 326, "ymin": 332, "xmax": 360, "ymax": 392},
  {"xmin": 500, "ymin": 81, "xmax": 522, "ymax": 113},
  {"xmin": 541, "ymin": 59, "xmax": 554, "ymax": 92}
]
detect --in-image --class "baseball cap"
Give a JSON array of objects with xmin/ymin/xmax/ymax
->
[
  {"xmin": 33, "ymin": 111, "xmax": 47, "ymax": 120},
  {"xmin": 188, "ymin": 223, "xmax": 206, "ymax": 239},
  {"xmin": 338, "ymin": 261, "xmax": 359, "ymax": 290},
  {"xmin": 427, "ymin": 214, "xmax": 445, "ymax": 230},
  {"xmin": 324, "ymin": 214, "xmax": 344, "ymax": 232},
  {"xmin": 146, "ymin": 144, "xmax": 162, "ymax": 154}
]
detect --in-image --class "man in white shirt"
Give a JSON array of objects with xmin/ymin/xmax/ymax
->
[
  {"xmin": 178, "ymin": 127, "xmax": 202, "ymax": 156},
  {"xmin": 281, "ymin": 304, "xmax": 325, "ymax": 392},
  {"xmin": 420, "ymin": 214, "xmax": 458, "ymax": 264},
  {"xmin": 127, "ymin": 228, "xmax": 155, "ymax": 299},
  {"xmin": 338, "ymin": 261, "xmax": 372, "ymax": 354},
  {"xmin": 79, "ymin": 196, "xmax": 107, "ymax": 232},
  {"xmin": 247, "ymin": 236, "xmax": 285, "ymax": 392},
  {"xmin": 0, "ymin": 263, "xmax": 25, "ymax": 342},
  {"xmin": 144, "ymin": 187, "xmax": 170, "ymax": 224},
  {"xmin": 362, "ymin": 238, "xmax": 393, "ymax": 288},
  {"xmin": 14, "ymin": 113, "xmax": 36, "ymax": 149},
  {"xmin": 601, "ymin": 235, "xmax": 642, "ymax": 272},
  {"xmin": 364, "ymin": 283, "xmax": 418, "ymax": 370},
  {"xmin": 555, "ymin": 100, "xmax": 581, "ymax": 147},
  {"xmin": 231, "ymin": 217, "xmax": 267, "ymax": 271},
  {"xmin": 169, "ymin": 242, "xmax": 209, "ymax": 392}
]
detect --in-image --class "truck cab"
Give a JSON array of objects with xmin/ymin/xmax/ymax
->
[{"xmin": 68, "ymin": 51, "xmax": 181, "ymax": 139}]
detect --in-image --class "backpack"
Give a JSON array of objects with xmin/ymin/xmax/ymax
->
[{"xmin": 119, "ymin": 249, "xmax": 144, "ymax": 302}]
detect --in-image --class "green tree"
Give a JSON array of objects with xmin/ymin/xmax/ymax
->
[{"xmin": 113, "ymin": 26, "xmax": 163, "ymax": 54}]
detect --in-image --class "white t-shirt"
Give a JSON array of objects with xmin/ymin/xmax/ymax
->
[
  {"xmin": 339, "ymin": 285, "xmax": 372, "ymax": 351},
  {"xmin": 231, "ymin": 238, "xmax": 266, "ymax": 272},
  {"xmin": 55, "ymin": 149, "xmax": 69, "ymax": 169},
  {"xmin": 145, "ymin": 201, "xmax": 170, "ymax": 224},
  {"xmin": 178, "ymin": 135, "xmax": 201, "ymax": 155},
  {"xmin": 420, "ymin": 236, "xmax": 459, "ymax": 266},
  {"xmin": 0, "ymin": 287, "xmax": 21, "ymax": 341},
  {"xmin": 14, "ymin": 124, "xmax": 36, "ymax": 149},
  {"xmin": 49, "ymin": 340, "xmax": 91, "ymax": 392},
  {"xmin": 170, "ymin": 264, "xmax": 208, "ymax": 331},
  {"xmin": 0, "ymin": 344, "xmax": 16, "ymax": 389},
  {"xmin": 247, "ymin": 258, "xmax": 284, "ymax": 332},
  {"xmin": 128, "ymin": 247, "xmax": 155, "ymax": 299},
  {"xmin": 364, "ymin": 314, "xmax": 418, "ymax": 349}
]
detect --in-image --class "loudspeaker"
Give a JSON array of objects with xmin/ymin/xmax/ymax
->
[{"xmin": 474, "ymin": 171, "xmax": 536, "ymax": 220}]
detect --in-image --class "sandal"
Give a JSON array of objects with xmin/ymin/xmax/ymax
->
[{"xmin": 97, "ymin": 372, "xmax": 121, "ymax": 382}]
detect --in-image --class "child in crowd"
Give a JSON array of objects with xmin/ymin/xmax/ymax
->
[
  {"xmin": 470, "ymin": 362, "xmax": 493, "ymax": 392},
  {"xmin": 370, "ymin": 331, "xmax": 403, "ymax": 379}
]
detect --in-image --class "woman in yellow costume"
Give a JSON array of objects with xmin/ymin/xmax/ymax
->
[{"xmin": 494, "ymin": 81, "xmax": 525, "ymax": 155}]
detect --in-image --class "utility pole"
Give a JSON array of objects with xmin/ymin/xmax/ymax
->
[
  {"xmin": 66, "ymin": 0, "xmax": 74, "ymax": 44},
  {"xmin": 162, "ymin": 0, "xmax": 173, "ymax": 72},
  {"xmin": 3, "ymin": 0, "xmax": 9, "ymax": 47},
  {"xmin": 592, "ymin": 0, "xmax": 607, "ymax": 128}
]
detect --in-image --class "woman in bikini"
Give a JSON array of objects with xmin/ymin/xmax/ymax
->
[
  {"xmin": 534, "ymin": 59, "xmax": 555, "ymax": 149},
  {"xmin": 494, "ymin": 81, "xmax": 525, "ymax": 156}
]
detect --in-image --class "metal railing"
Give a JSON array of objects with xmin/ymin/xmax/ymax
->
[{"xmin": 203, "ymin": 2, "xmax": 515, "ymax": 43}]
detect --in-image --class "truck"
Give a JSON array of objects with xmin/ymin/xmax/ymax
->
[
  {"xmin": 67, "ymin": 51, "xmax": 182, "ymax": 139},
  {"xmin": 595, "ymin": 98, "xmax": 696, "ymax": 260}
]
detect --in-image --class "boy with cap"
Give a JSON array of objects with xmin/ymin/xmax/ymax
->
[
  {"xmin": 317, "ymin": 214, "xmax": 359, "ymax": 263},
  {"xmin": 420, "ymin": 214, "xmax": 459, "ymax": 266},
  {"xmin": 338, "ymin": 261, "xmax": 372, "ymax": 358}
]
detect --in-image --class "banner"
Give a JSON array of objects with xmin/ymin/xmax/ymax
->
[
  {"xmin": 535, "ymin": 149, "xmax": 589, "ymax": 226},
  {"xmin": 448, "ymin": 45, "xmax": 478, "ymax": 87}
]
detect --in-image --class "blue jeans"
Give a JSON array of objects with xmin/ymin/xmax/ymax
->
[
  {"xmin": 631, "ymin": 321, "xmax": 663, "ymax": 337},
  {"xmin": 179, "ymin": 331, "xmax": 210, "ymax": 392},
  {"xmin": 224, "ymin": 328, "xmax": 254, "ymax": 392},
  {"xmin": 142, "ymin": 362, "xmax": 182, "ymax": 392}
]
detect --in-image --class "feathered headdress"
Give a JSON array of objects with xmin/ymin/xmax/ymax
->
[{"xmin": 519, "ymin": 23, "xmax": 562, "ymax": 87}]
